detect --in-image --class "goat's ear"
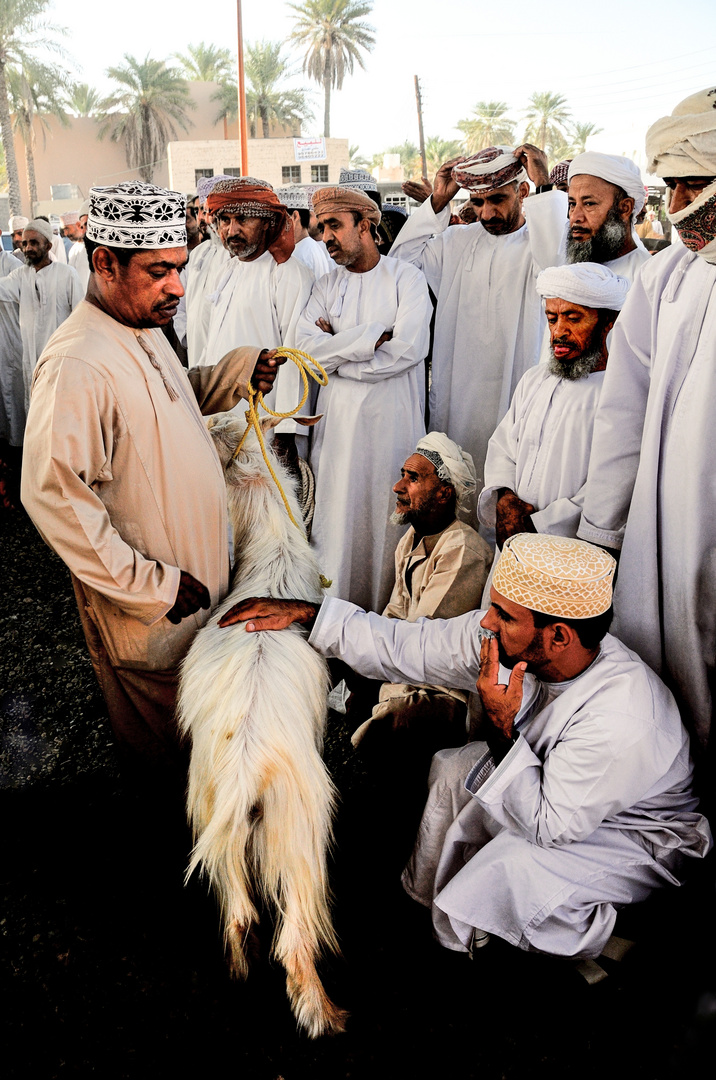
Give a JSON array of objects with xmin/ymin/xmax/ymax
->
[
  {"xmin": 295, "ymin": 414, "xmax": 323, "ymax": 428},
  {"xmin": 259, "ymin": 416, "xmax": 284, "ymax": 433}
]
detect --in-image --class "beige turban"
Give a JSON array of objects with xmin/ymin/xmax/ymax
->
[
  {"xmin": 568, "ymin": 152, "xmax": 645, "ymax": 219},
  {"xmin": 492, "ymin": 533, "xmax": 616, "ymax": 619},
  {"xmin": 536, "ymin": 263, "xmax": 630, "ymax": 311},
  {"xmin": 415, "ymin": 432, "xmax": 477, "ymax": 513},
  {"xmin": 646, "ymin": 87, "xmax": 716, "ymax": 177},
  {"xmin": 9, "ymin": 215, "xmax": 29, "ymax": 232},
  {"xmin": 312, "ymin": 186, "xmax": 381, "ymax": 225},
  {"xmin": 25, "ymin": 218, "xmax": 54, "ymax": 244}
]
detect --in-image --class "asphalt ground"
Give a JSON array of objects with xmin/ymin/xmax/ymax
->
[{"xmin": 2, "ymin": 504, "xmax": 715, "ymax": 1079}]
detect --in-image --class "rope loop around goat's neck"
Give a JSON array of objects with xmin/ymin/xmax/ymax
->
[{"xmin": 230, "ymin": 348, "xmax": 329, "ymax": 532}]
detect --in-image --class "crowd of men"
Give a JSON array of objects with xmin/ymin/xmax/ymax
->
[{"xmin": 4, "ymin": 84, "xmax": 716, "ymax": 966}]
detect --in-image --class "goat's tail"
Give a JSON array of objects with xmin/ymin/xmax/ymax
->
[{"xmin": 253, "ymin": 749, "xmax": 348, "ymax": 1037}]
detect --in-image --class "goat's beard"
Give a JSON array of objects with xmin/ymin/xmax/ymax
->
[
  {"xmin": 566, "ymin": 207, "xmax": 629, "ymax": 264},
  {"xmin": 548, "ymin": 342, "xmax": 602, "ymax": 380}
]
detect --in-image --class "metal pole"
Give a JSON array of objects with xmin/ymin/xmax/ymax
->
[
  {"xmin": 414, "ymin": 76, "xmax": 427, "ymax": 179},
  {"xmin": 236, "ymin": 0, "xmax": 249, "ymax": 174}
]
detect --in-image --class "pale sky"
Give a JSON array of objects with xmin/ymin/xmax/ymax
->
[{"xmin": 48, "ymin": 0, "xmax": 716, "ymax": 172}]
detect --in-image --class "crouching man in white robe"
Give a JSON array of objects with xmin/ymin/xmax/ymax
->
[
  {"xmin": 478, "ymin": 264, "xmax": 629, "ymax": 600},
  {"xmin": 219, "ymin": 533, "xmax": 711, "ymax": 960}
]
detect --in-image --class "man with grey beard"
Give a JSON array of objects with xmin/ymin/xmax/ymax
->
[
  {"xmin": 566, "ymin": 152, "xmax": 650, "ymax": 283},
  {"xmin": 477, "ymin": 263, "xmax": 629, "ymax": 559}
]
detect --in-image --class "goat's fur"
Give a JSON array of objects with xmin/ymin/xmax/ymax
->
[{"xmin": 178, "ymin": 413, "xmax": 347, "ymax": 1038}]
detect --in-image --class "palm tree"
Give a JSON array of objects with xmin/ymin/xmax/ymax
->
[
  {"xmin": 98, "ymin": 54, "xmax": 193, "ymax": 183},
  {"xmin": 570, "ymin": 120, "xmax": 603, "ymax": 156},
  {"xmin": 63, "ymin": 82, "xmax": 104, "ymax": 118},
  {"xmin": 8, "ymin": 61, "xmax": 71, "ymax": 209},
  {"xmin": 213, "ymin": 41, "xmax": 313, "ymax": 139},
  {"xmin": 424, "ymin": 136, "xmax": 463, "ymax": 178},
  {"xmin": 523, "ymin": 91, "xmax": 571, "ymax": 152},
  {"xmin": 0, "ymin": 0, "xmax": 68, "ymax": 215},
  {"xmin": 287, "ymin": 0, "xmax": 375, "ymax": 138},
  {"xmin": 173, "ymin": 42, "xmax": 234, "ymax": 83},
  {"xmin": 457, "ymin": 101, "xmax": 515, "ymax": 153},
  {"xmin": 349, "ymin": 143, "xmax": 370, "ymax": 169}
]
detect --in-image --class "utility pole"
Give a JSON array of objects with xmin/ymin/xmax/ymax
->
[
  {"xmin": 236, "ymin": 0, "xmax": 249, "ymax": 174},
  {"xmin": 414, "ymin": 76, "xmax": 427, "ymax": 180}
]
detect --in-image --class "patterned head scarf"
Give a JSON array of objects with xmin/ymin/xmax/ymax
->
[
  {"xmin": 549, "ymin": 159, "xmax": 572, "ymax": 187},
  {"xmin": 206, "ymin": 177, "xmax": 295, "ymax": 263},
  {"xmin": 568, "ymin": 153, "xmax": 646, "ymax": 220},
  {"xmin": 492, "ymin": 533, "xmax": 615, "ymax": 619},
  {"xmin": 415, "ymin": 432, "xmax": 477, "ymax": 514},
  {"xmin": 312, "ymin": 186, "xmax": 382, "ymax": 226},
  {"xmin": 86, "ymin": 182, "xmax": 187, "ymax": 249},
  {"xmin": 276, "ymin": 185, "xmax": 310, "ymax": 210},
  {"xmin": 536, "ymin": 263, "xmax": 630, "ymax": 310},
  {"xmin": 197, "ymin": 173, "xmax": 236, "ymax": 205},
  {"xmin": 452, "ymin": 147, "xmax": 528, "ymax": 193},
  {"xmin": 339, "ymin": 167, "xmax": 379, "ymax": 194}
]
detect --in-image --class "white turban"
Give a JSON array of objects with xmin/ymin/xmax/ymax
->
[
  {"xmin": 61, "ymin": 211, "xmax": 80, "ymax": 226},
  {"xmin": 568, "ymin": 152, "xmax": 645, "ymax": 219},
  {"xmin": 415, "ymin": 432, "xmax": 477, "ymax": 513},
  {"xmin": 9, "ymin": 215, "xmax": 28, "ymax": 232},
  {"xmin": 536, "ymin": 263, "xmax": 630, "ymax": 311},
  {"xmin": 645, "ymin": 87, "xmax": 716, "ymax": 177},
  {"xmin": 25, "ymin": 218, "xmax": 54, "ymax": 244}
]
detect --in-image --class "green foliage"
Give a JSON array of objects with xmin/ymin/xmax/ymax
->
[
  {"xmin": 457, "ymin": 101, "xmax": 515, "ymax": 153},
  {"xmin": 424, "ymin": 136, "xmax": 463, "ymax": 177},
  {"xmin": 63, "ymin": 83, "xmax": 105, "ymax": 118},
  {"xmin": 173, "ymin": 42, "xmax": 234, "ymax": 83},
  {"xmin": 212, "ymin": 40, "xmax": 313, "ymax": 138},
  {"xmin": 98, "ymin": 54, "xmax": 194, "ymax": 183},
  {"xmin": 0, "ymin": 0, "xmax": 70, "ymax": 213},
  {"xmin": 523, "ymin": 91, "xmax": 571, "ymax": 153},
  {"xmin": 287, "ymin": 0, "xmax": 375, "ymax": 137}
]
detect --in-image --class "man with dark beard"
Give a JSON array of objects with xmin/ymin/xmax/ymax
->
[
  {"xmin": 477, "ymin": 263, "xmax": 629, "ymax": 562},
  {"xmin": 566, "ymin": 152, "xmax": 650, "ymax": 283}
]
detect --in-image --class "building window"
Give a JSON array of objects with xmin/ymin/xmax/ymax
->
[
  {"xmin": 223, "ymin": 167, "xmax": 242, "ymax": 177},
  {"xmin": 195, "ymin": 168, "xmax": 214, "ymax": 185},
  {"xmin": 311, "ymin": 165, "xmax": 329, "ymax": 184},
  {"xmin": 282, "ymin": 165, "xmax": 302, "ymax": 184}
]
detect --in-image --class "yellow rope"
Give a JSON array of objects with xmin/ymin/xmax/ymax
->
[{"xmin": 231, "ymin": 348, "xmax": 328, "ymax": 532}]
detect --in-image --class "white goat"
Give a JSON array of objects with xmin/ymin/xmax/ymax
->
[{"xmin": 177, "ymin": 412, "xmax": 347, "ymax": 1038}]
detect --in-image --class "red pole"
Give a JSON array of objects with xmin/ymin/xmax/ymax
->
[{"xmin": 236, "ymin": 0, "xmax": 249, "ymax": 174}]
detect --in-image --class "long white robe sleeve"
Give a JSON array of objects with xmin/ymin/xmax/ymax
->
[
  {"xmin": 0, "ymin": 250, "xmax": 25, "ymax": 446},
  {"xmin": 478, "ymin": 366, "xmax": 605, "ymax": 539},
  {"xmin": 202, "ymin": 251, "xmax": 314, "ymax": 436},
  {"xmin": 578, "ymin": 247, "xmax": 716, "ymax": 746}
]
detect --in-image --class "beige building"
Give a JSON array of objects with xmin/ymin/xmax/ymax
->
[
  {"xmin": 6, "ymin": 82, "xmax": 348, "ymax": 222},
  {"xmin": 167, "ymin": 135, "xmax": 349, "ymax": 194}
]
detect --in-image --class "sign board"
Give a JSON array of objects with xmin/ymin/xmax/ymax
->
[{"xmin": 294, "ymin": 137, "xmax": 327, "ymax": 163}]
